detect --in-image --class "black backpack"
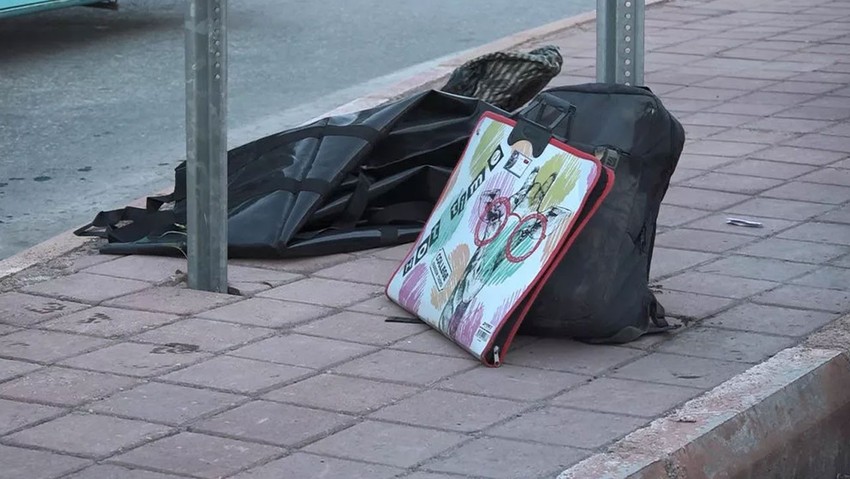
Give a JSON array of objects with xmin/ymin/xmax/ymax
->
[{"xmin": 515, "ymin": 83, "xmax": 686, "ymax": 343}]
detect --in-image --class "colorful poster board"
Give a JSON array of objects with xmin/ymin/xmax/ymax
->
[{"xmin": 385, "ymin": 111, "xmax": 612, "ymax": 366}]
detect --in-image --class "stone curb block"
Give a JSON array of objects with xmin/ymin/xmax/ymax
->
[{"xmin": 557, "ymin": 346, "xmax": 850, "ymax": 479}]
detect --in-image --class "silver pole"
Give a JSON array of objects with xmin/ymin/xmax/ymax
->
[
  {"xmin": 596, "ymin": 0, "xmax": 644, "ymax": 86},
  {"xmin": 185, "ymin": 0, "xmax": 228, "ymax": 292}
]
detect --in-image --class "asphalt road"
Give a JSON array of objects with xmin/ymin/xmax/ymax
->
[{"xmin": 0, "ymin": 0, "xmax": 593, "ymax": 260}]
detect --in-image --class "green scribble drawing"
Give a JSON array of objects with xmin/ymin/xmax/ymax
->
[
  {"xmin": 470, "ymin": 121, "xmax": 509, "ymax": 175},
  {"xmin": 475, "ymin": 222, "xmax": 524, "ymax": 287},
  {"xmin": 525, "ymin": 153, "xmax": 582, "ymax": 212}
]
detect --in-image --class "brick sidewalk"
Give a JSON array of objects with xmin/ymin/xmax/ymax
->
[{"xmin": 2, "ymin": 0, "xmax": 849, "ymax": 477}]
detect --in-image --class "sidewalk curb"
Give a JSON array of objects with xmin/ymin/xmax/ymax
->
[
  {"xmin": 0, "ymin": 4, "xmax": 632, "ymax": 281},
  {"xmin": 557, "ymin": 342, "xmax": 850, "ymax": 479}
]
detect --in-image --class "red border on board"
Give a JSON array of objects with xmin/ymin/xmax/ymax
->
[{"xmin": 384, "ymin": 111, "xmax": 610, "ymax": 366}]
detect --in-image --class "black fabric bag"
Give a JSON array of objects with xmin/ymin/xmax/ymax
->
[
  {"xmin": 75, "ymin": 90, "xmax": 506, "ymax": 258},
  {"xmin": 515, "ymin": 83, "xmax": 686, "ymax": 343}
]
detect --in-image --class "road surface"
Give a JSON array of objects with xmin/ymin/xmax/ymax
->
[{"xmin": 0, "ymin": 0, "xmax": 594, "ymax": 260}]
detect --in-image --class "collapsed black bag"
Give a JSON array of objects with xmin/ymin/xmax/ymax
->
[
  {"xmin": 75, "ymin": 90, "xmax": 506, "ymax": 258},
  {"xmin": 516, "ymin": 83, "xmax": 686, "ymax": 343}
]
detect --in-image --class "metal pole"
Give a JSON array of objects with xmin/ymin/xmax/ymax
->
[
  {"xmin": 597, "ymin": 0, "xmax": 644, "ymax": 86},
  {"xmin": 185, "ymin": 0, "xmax": 228, "ymax": 292}
]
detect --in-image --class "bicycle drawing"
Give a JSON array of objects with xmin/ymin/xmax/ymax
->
[{"xmin": 473, "ymin": 165, "xmax": 573, "ymax": 263}]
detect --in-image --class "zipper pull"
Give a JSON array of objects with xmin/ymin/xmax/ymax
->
[{"xmin": 493, "ymin": 346, "xmax": 501, "ymax": 366}]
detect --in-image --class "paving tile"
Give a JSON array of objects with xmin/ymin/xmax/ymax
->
[
  {"xmin": 609, "ymin": 352, "xmax": 750, "ymax": 389},
  {"xmin": 753, "ymin": 284, "xmax": 850, "ymax": 313},
  {"xmin": 727, "ymin": 197, "xmax": 836, "ymax": 220},
  {"xmin": 84, "ymin": 256, "xmax": 186, "ymax": 283},
  {"xmin": 655, "ymin": 228, "xmax": 754, "ymax": 253},
  {"xmin": 0, "ymin": 329, "xmax": 109, "ymax": 363},
  {"xmin": 346, "ymin": 295, "xmax": 414, "ymax": 318},
  {"xmin": 390, "ymin": 329, "xmax": 479, "ymax": 358},
  {"xmin": 0, "ymin": 292, "xmax": 88, "ymax": 327},
  {"xmin": 683, "ymin": 140, "xmax": 767, "ymax": 158},
  {"xmin": 314, "ymin": 258, "xmax": 400, "ymax": 286},
  {"xmin": 649, "ymin": 247, "xmax": 718, "ymax": 280},
  {"xmin": 785, "ymin": 133, "xmax": 850, "ymax": 153},
  {"xmin": 506, "ymin": 339, "xmax": 642, "ymax": 376},
  {"xmin": 228, "ymin": 334, "xmax": 376, "ymax": 369},
  {"xmin": 401, "ymin": 472, "xmax": 467, "ymax": 479},
  {"xmin": 684, "ymin": 213, "xmax": 797, "ymax": 237},
  {"xmin": 66, "ymin": 253, "xmax": 117, "ymax": 273},
  {"xmin": 683, "ymin": 172, "xmax": 785, "ymax": 195},
  {"xmin": 660, "ymin": 271, "xmax": 779, "ymax": 299},
  {"xmin": 707, "ymin": 128, "xmax": 796, "ymax": 145},
  {"xmin": 230, "ymin": 453, "xmax": 403, "ymax": 479},
  {"xmin": 656, "ymin": 327, "xmax": 795, "ymax": 363},
  {"xmin": 0, "ymin": 398, "xmax": 64, "ymax": 435},
  {"xmin": 424, "ymin": 436, "xmax": 587, "ymax": 479},
  {"xmin": 486, "ymin": 406, "xmax": 646, "ymax": 449},
  {"xmin": 436, "ymin": 364, "xmax": 587, "ymax": 401},
  {"xmin": 90, "ymin": 382, "xmax": 243, "ymax": 425},
  {"xmin": 304, "ymin": 421, "xmax": 466, "ymax": 468},
  {"xmin": 737, "ymin": 237, "xmax": 848, "ymax": 263},
  {"xmin": 677, "ymin": 154, "xmax": 739, "ymax": 170},
  {"xmin": 833, "ymin": 254, "xmax": 850, "ymax": 268},
  {"xmin": 797, "ymin": 168, "xmax": 850, "ymax": 187},
  {"xmin": 367, "ymin": 243, "xmax": 413, "ymax": 261},
  {"xmin": 0, "ymin": 366, "xmax": 138, "ymax": 406},
  {"xmin": 657, "ymin": 204, "xmax": 711, "ymax": 227},
  {"xmin": 160, "ymin": 356, "xmax": 313, "ymax": 394},
  {"xmin": 751, "ymin": 146, "xmax": 848, "ymax": 165},
  {"xmin": 371, "ymin": 389, "xmax": 526, "ymax": 432},
  {"xmin": 0, "ymin": 358, "xmax": 41, "ymax": 383},
  {"xmin": 232, "ymin": 253, "xmax": 355, "ymax": 274},
  {"xmin": 662, "ymin": 186, "xmax": 749, "ymax": 210},
  {"xmin": 709, "ymin": 102, "xmax": 790, "ymax": 116},
  {"xmin": 39, "ymin": 307, "xmax": 179, "ymax": 339},
  {"xmin": 196, "ymin": 297, "xmax": 333, "ymax": 328},
  {"xmin": 817, "ymin": 204, "xmax": 850, "ymax": 224},
  {"xmin": 5, "ymin": 413, "xmax": 169, "ymax": 458},
  {"xmin": 103, "ymin": 287, "xmax": 241, "ymax": 315},
  {"xmin": 804, "ymin": 96, "xmax": 850, "ymax": 109},
  {"xmin": 779, "ymin": 222, "xmax": 850, "ymax": 246},
  {"xmin": 132, "ymin": 318, "xmax": 272, "ymax": 353},
  {"xmin": 333, "ymin": 349, "xmax": 474, "ymax": 385},
  {"xmin": 257, "ymin": 277, "xmax": 380, "ymax": 307},
  {"xmin": 64, "ymin": 465, "xmax": 182, "ymax": 479},
  {"xmin": 653, "ymin": 289, "xmax": 736, "ymax": 320},
  {"xmin": 775, "ymin": 105, "xmax": 850, "ymax": 121},
  {"xmin": 733, "ymin": 91, "xmax": 817, "ymax": 105},
  {"xmin": 761, "ymin": 181, "xmax": 850, "ymax": 204},
  {"xmin": 293, "ymin": 310, "xmax": 426, "ymax": 346},
  {"xmin": 670, "ymin": 167, "xmax": 706, "ymax": 184},
  {"xmin": 0, "ymin": 444, "xmax": 90, "ymax": 479},
  {"xmin": 762, "ymin": 80, "xmax": 844, "ymax": 94},
  {"xmin": 696, "ymin": 255, "xmax": 816, "ymax": 281},
  {"xmin": 22, "ymin": 273, "xmax": 151, "ymax": 304},
  {"xmin": 263, "ymin": 373, "xmax": 417, "ymax": 414},
  {"xmin": 112, "ymin": 432, "xmax": 283, "ymax": 479},
  {"xmin": 227, "ymin": 265, "xmax": 301, "ymax": 285},
  {"xmin": 0, "ymin": 324, "xmax": 19, "ymax": 336},
  {"xmin": 194, "ymin": 400, "xmax": 354, "ymax": 447},
  {"xmin": 704, "ymin": 302, "xmax": 839, "ymax": 337},
  {"xmin": 791, "ymin": 266, "xmax": 850, "ymax": 290},
  {"xmin": 681, "ymin": 112, "xmax": 760, "ymax": 127},
  {"xmin": 743, "ymin": 117, "xmax": 835, "ymax": 133},
  {"xmin": 716, "ymin": 159, "xmax": 815, "ymax": 180},
  {"xmin": 551, "ymin": 378, "xmax": 701, "ymax": 418},
  {"xmin": 60, "ymin": 341, "xmax": 210, "ymax": 378},
  {"xmin": 821, "ymin": 123, "xmax": 850, "ymax": 138},
  {"xmin": 834, "ymin": 158, "xmax": 850, "ymax": 170}
]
